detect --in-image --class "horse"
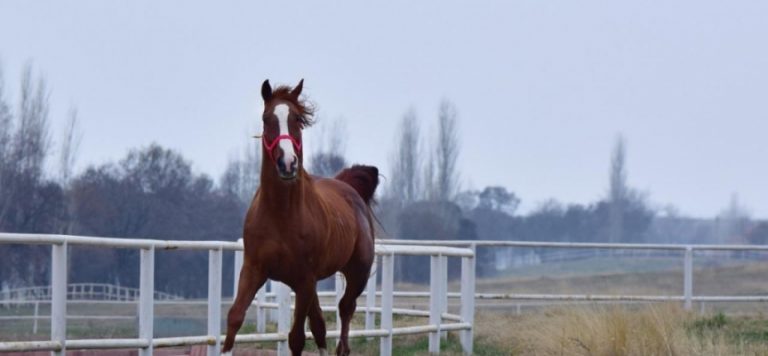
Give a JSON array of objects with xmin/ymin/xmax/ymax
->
[{"xmin": 222, "ymin": 79, "xmax": 380, "ymax": 356}]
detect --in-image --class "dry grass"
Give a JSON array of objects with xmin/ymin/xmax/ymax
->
[
  {"xmin": 473, "ymin": 304, "xmax": 768, "ymax": 356},
  {"xmin": 474, "ymin": 260, "xmax": 768, "ymax": 298}
]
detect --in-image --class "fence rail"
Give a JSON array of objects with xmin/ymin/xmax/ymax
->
[
  {"xmin": 2, "ymin": 234, "xmax": 767, "ymax": 355},
  {"xmin": 0, "ymin": 233, "xmax": 475, "ymax": 356},
  {"xmin": 1, "ymin": 283, "xmax": 182, "ymax": 302},
  {"xmin": 378, "ymin": 239, "xmax": 768, "ymax": 310}
]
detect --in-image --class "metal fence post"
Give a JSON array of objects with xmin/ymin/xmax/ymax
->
[
  {"xmin": 268, "ymin": 280, "xmax": 276, "ymax": 324},
  {"xmin": 439, "ymin": 254, "xmax": 448, "ymax": 340},
  {"xmin": 684, "ymin": 246, "xmax": 693, "ymax": 310},
  {"xmin": 139, "ymin": 246, "xmax": 155, "ymax": 356},
  {"xmin": 365, "ymin": 255, "xmax": 377, "ymax": 340},
  {"xmin": 459, "ymin": 245, "xmax": 476, "ymax": 355},
  {"xmin": 380, "ymin": 253, "xmax": 394, "ymax": 356},
  {"xmin": 32, "ymin": 301, "xmax": 40, "ymax": 334},
  {"xmin": 233, "ymin": 239, "xmax": 243, "ymax": 299},
  {"xmin": 208, "ymin": 248, "xmax": 223, "ymax": 355},
  {"xmin": 256, "ymin": 284, "xmax": 266, "ymax": 333},
  {"xmin": 429, "ymin": 255, "xmax": 443, "ymax": 354},
  {"xmin": 51, "ymin": 242, "xmax": 67, "ymax": 356},
  {"xmin": 276, "ymin": 282, "xmax": 291, "ymax": 356},
  {"xmin": 335, "ymin": 272, "xmax": 345, "ymax": 348}
]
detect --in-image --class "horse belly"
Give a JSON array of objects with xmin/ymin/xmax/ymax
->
[{"xmin": 310, "ymin": 227, "xmax": 358, "ymax": 278}]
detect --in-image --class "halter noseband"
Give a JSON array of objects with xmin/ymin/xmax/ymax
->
[{"xmin": 262, "ymin": 134, "xmax": 302, "ymax": 163}]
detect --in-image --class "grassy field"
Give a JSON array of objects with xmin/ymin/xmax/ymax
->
[
  {"xmin": 2, "ymin": 258, "xmax": 767, "ymax": 354},
  {"xmin": 232, "ymin": 305, "xmax": 768, "ymax": 355},
  {"xmin": 2, "ymin": 303, "xmax": 768, "ymax": 355},
  {"xmin": 473, "ymin": 257, "xmax": 768, "ymax": 296},
  {"xmin": 473, "ymin": 304, "xmax": 768, "ymax": 356}
]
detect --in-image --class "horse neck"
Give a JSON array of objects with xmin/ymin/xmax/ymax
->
[{"xmin": 258, "ymin": 158, "xmax": 308, "ymax": 215}]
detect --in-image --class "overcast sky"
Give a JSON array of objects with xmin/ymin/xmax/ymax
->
[{"xmin": 1, "ymin": 1, "xmax": 766, "ymax": 218}]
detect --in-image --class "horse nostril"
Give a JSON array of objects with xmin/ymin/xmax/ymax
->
[{"xmin": 278, "ymin": 155, "xmax": 298, "ymax": 176}]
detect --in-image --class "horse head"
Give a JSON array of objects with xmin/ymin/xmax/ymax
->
[{"xmin": 260, "ymin": 79, "xmax": 315, "ymax": 181}]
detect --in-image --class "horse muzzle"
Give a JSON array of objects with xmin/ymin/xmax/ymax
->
[{"xmin": 276, "ymin": 154, "xmax": 299, "ymax": 181}]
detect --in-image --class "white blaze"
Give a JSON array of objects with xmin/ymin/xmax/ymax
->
[{"xmin": 273, "ymin": 104, "xmax": 296, "ymax": 169}]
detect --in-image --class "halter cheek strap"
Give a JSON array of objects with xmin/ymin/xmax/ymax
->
[{"xmin": 262, "ymin": 134, "xmax": 302, "ymax": 163}]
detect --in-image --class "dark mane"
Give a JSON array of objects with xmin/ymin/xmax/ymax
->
[{"xmin": 271, "ymin": 85, "xmax": 316, "ymax": 128}]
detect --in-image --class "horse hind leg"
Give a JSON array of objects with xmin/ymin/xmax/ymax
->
[
  {"xmin": 336, "ymin": 266, "xmax": 372, "ymax": 356},
  {"xmin": 222, "ymin": 264, "xmax": 267, "ymax": 354}
]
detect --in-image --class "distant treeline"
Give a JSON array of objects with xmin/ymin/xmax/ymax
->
[{"xmin": 1, "ymin": 63, "xmax": 766, "ymax": 294}]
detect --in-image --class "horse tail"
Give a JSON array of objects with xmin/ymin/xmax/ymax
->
[
  {"xmin": 335, "ymin": 165, "xmax": 379, "ymax": 205},
  {"xmin": 335, "ymin": 165, "xmax": 381, "ymax": 242}
]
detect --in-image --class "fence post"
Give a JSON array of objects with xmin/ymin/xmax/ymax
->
[
  {"xmin": 208, "ymin": 248, "xmax": 223, "ymax": 355},
  {"xmin": 51, "ymin": 242, "xmax": 67, "ymax": 356},
  {"xmin": 683, "ymin": 246, "xmax": 693, "ymax": 310},
  {"xmin": 459, "ymin": 245, "xmax": 476, "ymax": 355},
  {"xmin": 440, "ymin": 254, "xmax": 448, "ymax": 340},
  {"xmin": 429, "ymin": 255, "xmax": 443, "ymax": 354},
  {"xmin": 139, "ymin": 246, "xmax": 155, "ymax": 356},
  {"xmin": 268, "ymin": 280, "xmax": 276, "ymax": 324},
  {"xmin": 276, "ymin": 282, "xmax": 291, "ymax": 356},
  {"xmin": 233, "ymin": 239, "xmax": 243, "ymax": 298},
  {"xmin": 33, "ymin": 301, "xmax": 39, "ymax": 334},
  {"xmin": 256, "ymin": 284, "xmax": 266, "ymax": 333},
  {"xmin": 335, "ymin": 272, "xmax": 345, "ymax": 348},
  {"xmin": 365, "ymin": 255, "xmax": 377, "ymax": 340},
  {"xmin": 380, "ymin": 253, "xmax": 394, "ymax": 356}
]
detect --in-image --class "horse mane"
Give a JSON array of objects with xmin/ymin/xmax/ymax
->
[{"xmin": 269, "ymin": 86, "xmax": 316, "ymax": 128}]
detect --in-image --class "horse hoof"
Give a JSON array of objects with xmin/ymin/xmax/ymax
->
[{"xmin": 318, "ymin": 348, "xmax": 328, "ymax": 356}]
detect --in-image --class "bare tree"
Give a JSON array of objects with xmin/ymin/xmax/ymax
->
[
  {"xmin": 14, "ymin": 63, "xmax": 51, "ymax": 178},
  {"xmin": 240, "ymin": 137, "xmax": 260, "ymax": 198},
  {"xmin": 435, "ymin": 99, "xmax": 460, "ymax": 201},
  {"xmin": 59, "ymin": 107, "xmax": 82, "ymax": 185},
  {"xmin": 0, "ymin": 63, "xmax": 12, "ymax": 193},
  {"xmin": 58, "ymin": 108, "xmax": 82, "ymax": 234},
  {"xmin": 422, "ymin": 146, "xmax": 436, "ymax": 200},
  {"xmin": 325, "ymin": 117, "xmax": 347, "ymax": 156},
  {"xmin": 221, "ymin": 132, "xmax": 261, "ymax": 205},
  {"xmin": 0, "ymin": 63, "xmax": 57, "ymax": 287},
  {"xmin": 0, "ymin": 64, "xmax": 51, "ymax": 224},
  {"xmin": 608, "ymin": 135, "xmax": 627, "ymax": 243},
  {"xmin": 716, "ymin": 193, "xmax": 751, "ymax": 243},
  {"xmin": 310, "ymin": 116, "xmax": 348, "ymax": 177},
  {"xmin": 388, "ymin": 108, "xmax": 422, "ymax": 205}
]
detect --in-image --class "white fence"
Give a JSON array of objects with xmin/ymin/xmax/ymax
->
[
  {"xmin": 1, "ymin": 283, "xmax": 182, "ymax": 302},
  {"xmin": 0, "ymin": 233, "xmax": 475, "ymax": 355},
  {"xmin": 2, "ymin": 234, "xmax": 768, "ymax": 355},
  {"xmin": 378, "ymin": 239, "xmax": 768, "ymax": 309}
]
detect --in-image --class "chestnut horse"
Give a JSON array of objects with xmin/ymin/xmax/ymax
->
[{"xmin": 222, "ymin": 79, "xmax": 379, "ymax": 356}]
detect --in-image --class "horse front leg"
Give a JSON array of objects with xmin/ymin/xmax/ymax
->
[
  {"xmin": 307, "ymin": 292, "xmax": 328, "ymax": 355},
  {"xmin": 222, "ymin": 263, "xmax": 266, "ymax": 354},
  {"xmin": 289, "ymin": 281, "xmax": 317, "ymax": 356}
]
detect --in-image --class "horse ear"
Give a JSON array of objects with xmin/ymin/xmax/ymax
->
[
  {"xmin": 290, "ymin": 79, "xmax": 304, "ymax": 100},
  {"xmin": 261, "ymin": 79, "xmax": 272, "ymax": 102}
]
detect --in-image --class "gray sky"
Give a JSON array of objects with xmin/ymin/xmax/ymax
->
[{"xmin": 1, "ymin": 1, "xmax": 766, "ymax": 218}]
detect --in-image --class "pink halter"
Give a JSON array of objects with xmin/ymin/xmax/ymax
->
[{"xmin": 262, "ymin": 134, "xmax": 302, "ymax": 163}]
